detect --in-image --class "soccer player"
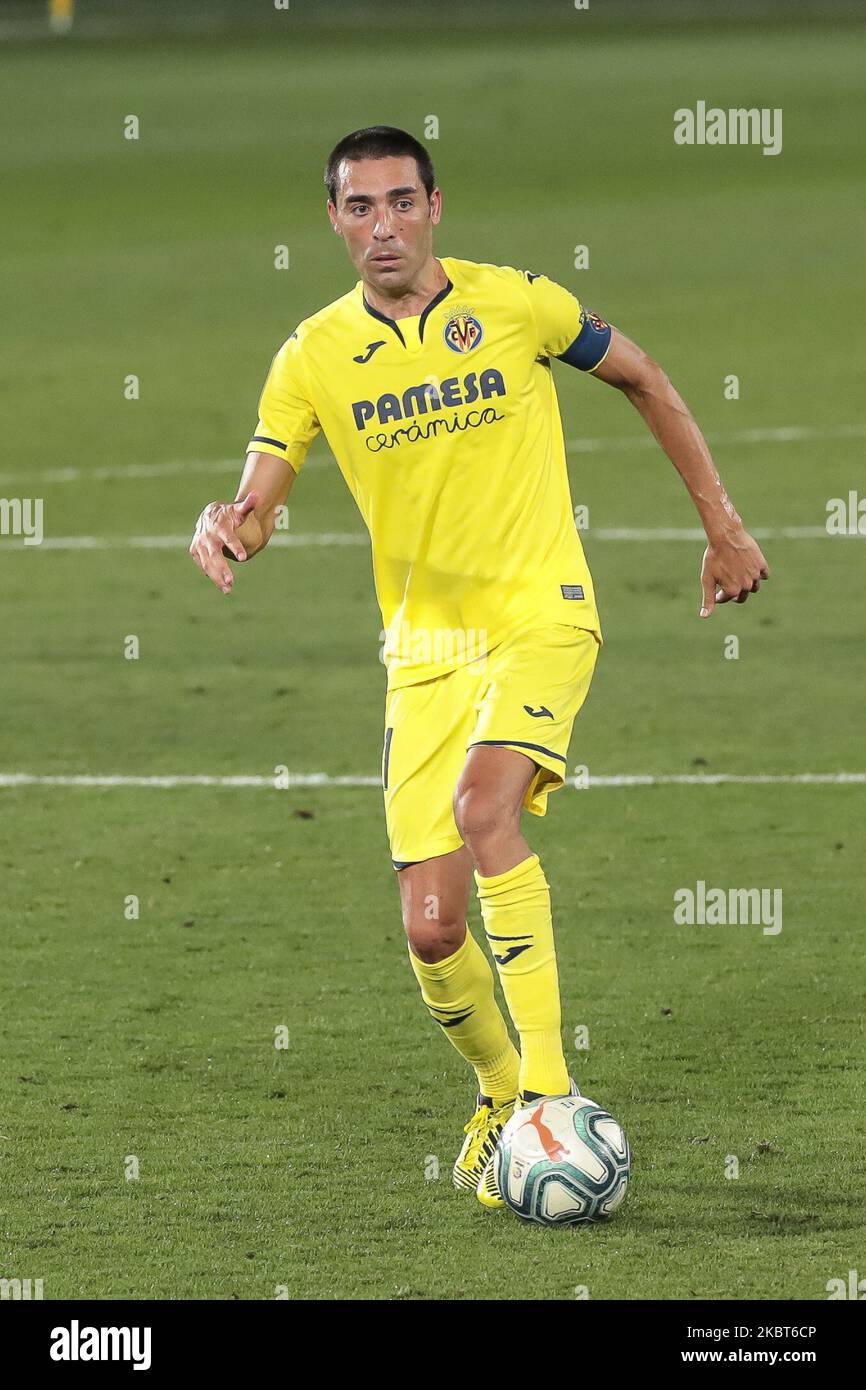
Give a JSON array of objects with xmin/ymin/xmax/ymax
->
[{"xmin": 189, "ymin": 126, "xmax": 769, "ymax": 1207}]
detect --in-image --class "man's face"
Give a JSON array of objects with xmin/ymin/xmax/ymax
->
[{"xmin": 328, "ymin": 155, "xmax": 441, "ymax": 294}]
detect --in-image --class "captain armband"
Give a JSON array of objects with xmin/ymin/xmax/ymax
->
[{"xmin": 556, "ymin": 309, "xmax": 613, "ymax": 372}]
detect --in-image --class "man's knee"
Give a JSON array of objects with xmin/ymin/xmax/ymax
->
[
  {"xmin": 453, "ymin": 780, "xmax": 515, "ymax": 848},
  {"xmin": 396, "ymin": 846, "xmax": 472, "ymax": 963},
  {"xmin": 405, "ymin": 913, "xmax": 466, "ymax": 964}
]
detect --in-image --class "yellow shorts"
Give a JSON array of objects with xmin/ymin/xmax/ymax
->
[{"xmin": 382, "ymin": 623, "xmax": 600, "ymax": 867}]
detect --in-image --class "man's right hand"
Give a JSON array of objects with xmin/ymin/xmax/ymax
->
[{"xmin": 189, "ymin": 491, "xmax": 259, "ymax": 594}]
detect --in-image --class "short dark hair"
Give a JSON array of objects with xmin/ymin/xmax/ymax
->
[{"xmin": 324, "ymin": 126, "xmax": 436, "ymax": 205}]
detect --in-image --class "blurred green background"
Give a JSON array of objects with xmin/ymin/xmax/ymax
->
[{"xmin": 0, "ymin": 0, "xmax": 863, "ymax": 1301}]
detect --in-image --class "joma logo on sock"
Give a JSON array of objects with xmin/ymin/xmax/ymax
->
[
  {"xmin": 50, "ymin": 1321, "xmax": 152, "ymax": 1371},
  {"xmin": 487, "ymin": 933, "xmax": 533, "ymax": 965},
  {"xmin": 674, "ymin": 102, "xmax": 782, "ymax": 156}
]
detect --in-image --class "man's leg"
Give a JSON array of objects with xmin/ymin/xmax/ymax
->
[
  {"xmin": 454, "ymin": 744, "xmax": 570, "ymax": 1101},
  {"xmin": 398, "ymin": 845, "xmax": 520, "ymax": 1106}
]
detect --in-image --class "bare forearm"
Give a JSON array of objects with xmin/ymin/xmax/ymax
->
[
  {"xmin": 589, "ymin": 326, "xmax": 769, "ymax": 614},
  {"xmin": 233, "ymin": 450, "xmax": 296, "ymax": 557},
  {"xmin": 622, "ymin": 366, "xmax": 740, "ymax": 542}
]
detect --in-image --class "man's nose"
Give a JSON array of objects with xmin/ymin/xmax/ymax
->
[{"xmin": 372, "ymin": 210, "xmax": 395, "ymax": 239}]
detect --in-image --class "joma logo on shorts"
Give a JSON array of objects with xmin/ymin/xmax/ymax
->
[{"xmin": 352, "ymin": 369, "xmax": 506, "ymax": 430}]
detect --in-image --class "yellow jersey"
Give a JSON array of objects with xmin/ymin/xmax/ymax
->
[{"xmin": 247, "ymin": 256, "xmax": 611, "ymax": 689}]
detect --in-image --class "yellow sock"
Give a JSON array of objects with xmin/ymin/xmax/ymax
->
[
  {"xmin": 408, "ymin": 929, "xmax": 520, "ymax": 1104},
  {"xmin": 474, "ymin": 853, "xmax": 569, "ymax": 1098}
]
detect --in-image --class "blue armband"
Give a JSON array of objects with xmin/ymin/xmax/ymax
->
[{"xmin": 556, "ymin": 310, "xmax": 612, "ymax": 371}]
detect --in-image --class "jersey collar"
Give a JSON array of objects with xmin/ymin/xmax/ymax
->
[{"xmin": 361, "ymin": 274, "xmax": 454, "ymax": 347}]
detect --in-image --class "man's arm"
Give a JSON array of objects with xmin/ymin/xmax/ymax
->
[
  {"xmin": 589, "ymin": 327, "xmax": 769, "ymax": 616},
  {"xmin": 189, "ymin": 450, "xmax": 296, "ymax": 594}
]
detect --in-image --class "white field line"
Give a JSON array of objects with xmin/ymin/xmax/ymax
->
[
  {"xmin": 0, "ymin": 422, "xmax": 863, "ymax": 488},
  {"xmin": 567, "ymin": 423, "xmax": 866, "ymax": 454},
  {"xmin": 0, "ymin": 533, "xmax": 370, "ymax": 551},
  {"xmin": 0, "ymin": 773, "xmax": 864, "ymax": 790},
  {"xmin": 0, "ymin": 524, "xmax": 856, "ymax": 553}
]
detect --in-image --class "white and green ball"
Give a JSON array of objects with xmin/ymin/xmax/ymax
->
[{"xmin": 494, "ymin": 1094, "xmax": 630, "ymax": 1226}]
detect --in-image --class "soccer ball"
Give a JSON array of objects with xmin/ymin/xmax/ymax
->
[{"xmin": 494, "ymin": 1094, "xmax": 630, "ymax": 1226}]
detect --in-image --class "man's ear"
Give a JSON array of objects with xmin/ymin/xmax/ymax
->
[{"xmin": 326, "ymin": 200, "xmax": 342, "ymax": 236}]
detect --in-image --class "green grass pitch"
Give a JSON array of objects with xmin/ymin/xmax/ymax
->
[{"xmin": 1, "ymin": 8, "xmax": 864, "ymax": 1299}]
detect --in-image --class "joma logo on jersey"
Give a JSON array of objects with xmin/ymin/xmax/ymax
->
[
  {"xmin": 352, "ymin": 368, "xmax": 505, "ymax": 430},
  {"xmin": 443, "ymin": 313, "xmax": 483, "ymax": 353}
]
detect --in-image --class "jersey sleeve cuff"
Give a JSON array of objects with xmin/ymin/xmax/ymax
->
[{"xmin": 245, "ymin": 434, "xmax": 306, "ymax": 470}]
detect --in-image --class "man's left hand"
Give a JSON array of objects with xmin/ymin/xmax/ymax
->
[{"xmin": 700, "ymin": 529, "xmax": 769, "ymax": 617}]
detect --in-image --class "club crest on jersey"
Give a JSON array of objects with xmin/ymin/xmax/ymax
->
[{"xmin": 443, "ymin": 313, "xmax": 483, "ymax": 354}]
